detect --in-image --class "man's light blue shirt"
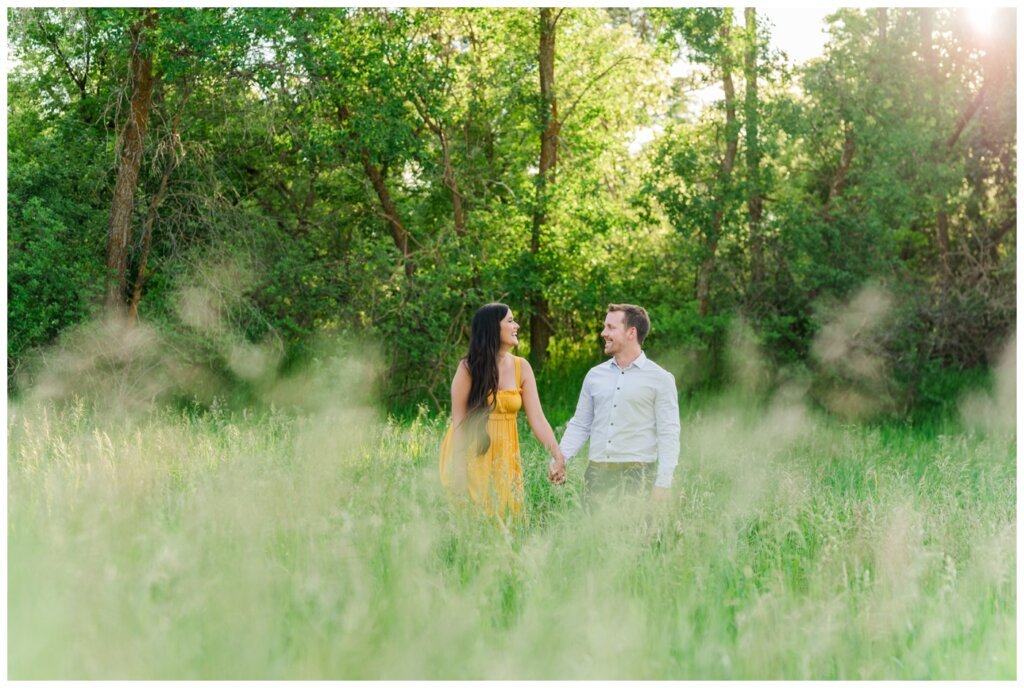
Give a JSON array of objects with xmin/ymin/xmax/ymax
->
[{"xmin": 559, "ymin": 352, "xmax": 681, "ymax": 489}]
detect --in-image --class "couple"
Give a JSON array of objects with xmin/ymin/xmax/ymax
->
[{"xmin": 439, "ymin": 302, "xmax": 680, "ymax": 517}]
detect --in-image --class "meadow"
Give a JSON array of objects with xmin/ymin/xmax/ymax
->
[
  {"xmin": 7, "ymin": 351, "xmax": 1016, "ymax": 680},
  {"xmin": 7, "ymin": 6, "xmax": 1016, "ymax": 680}
]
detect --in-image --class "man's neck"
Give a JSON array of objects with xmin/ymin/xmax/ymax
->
[{"xmin": 613, "ymin": 348, "xmax": 642, "ymax": 369}]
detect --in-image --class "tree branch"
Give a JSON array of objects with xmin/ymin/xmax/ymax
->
[
  {"xmin": 128, "ymin": 83, "xmax": 189, "ymax": 322},
  {"xmin": 989, "ymin": 213, "xmax": 1016, "ymax": 246},
  {"xmin": 407, "ymin": 92, "xmax": 466, "ymax": 235},
  {"xmin": 946, "ymin": 83, "xmax": 987, "ymax": 150},
  {"xmin": 34, "ymin": 12, "xmax": 87, "ymax": 97},
  {"xmin": 559, "ymin": 55, "xmax": 640, "ymax": 127}
]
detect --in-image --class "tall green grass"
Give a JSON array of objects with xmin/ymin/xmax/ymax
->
[{"xmin": 8, "ymin": 383, "xmax": 1015, "ymax": 679}]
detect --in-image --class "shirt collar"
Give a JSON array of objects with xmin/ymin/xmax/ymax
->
[{"xmin": 609, "ymin": 351, "xmax": 648, "ymax": 370}]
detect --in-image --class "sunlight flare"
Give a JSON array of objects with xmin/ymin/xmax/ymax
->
[{"xmin": 964, "ymin": 7, "xmax": 997, "ymax": 35}]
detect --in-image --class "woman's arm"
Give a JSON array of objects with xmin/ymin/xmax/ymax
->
[
  {"xmin": 519, "ymin": 358, "xmax": 566, "ymax": 467},
  {"xmin": 447, "ymin": 361, "xmax": 472, "ymax": 488},
  {"xmin": 451, "ymin": 359, "xmax": 471, "ymax": 430}
]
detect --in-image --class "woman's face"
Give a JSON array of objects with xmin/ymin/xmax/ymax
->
[{"xmin": 499, "ymin": 309, "xmax": 520, "ymax": 348}]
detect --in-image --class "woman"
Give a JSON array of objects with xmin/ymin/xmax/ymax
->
[{"xmin": 440, "ymin": 303, "xmax": 565, "ymax": 517}]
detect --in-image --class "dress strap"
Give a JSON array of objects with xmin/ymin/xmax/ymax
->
[{"xmin": 514, "ymin": 356, "xmax": 522, "ymax": 390}]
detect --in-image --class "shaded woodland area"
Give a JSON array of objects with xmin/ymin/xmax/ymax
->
[{"xmin": 7, "ymin": 8, "xmax": 1016, "ymax": 417}]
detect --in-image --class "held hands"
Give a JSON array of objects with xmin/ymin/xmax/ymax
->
[{"xmin": 548, "ymin": 455, "xmax": 566, "ymax": 485}]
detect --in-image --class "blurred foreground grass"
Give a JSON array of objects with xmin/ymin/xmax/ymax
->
[{"xmin": 8, "ymin": 392, "xmax": 1015, "ymax": 679}]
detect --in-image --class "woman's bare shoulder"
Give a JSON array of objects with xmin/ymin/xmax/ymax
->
[{"xmin": 517, "ymin": 356, "xmax": 535, "ymax": 378}]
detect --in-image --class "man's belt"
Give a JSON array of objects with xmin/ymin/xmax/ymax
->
[{"xmin": 587, "ymin": 461, "xmax": 652, "ymax": 470}]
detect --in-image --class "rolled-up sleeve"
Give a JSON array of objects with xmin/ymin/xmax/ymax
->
[
  {"xmin": 559, "ymin": 373, "xmax": 594, "ymax": 463},
  {"xmin": 654, "ymin": 371, "xmax": 681, "ymax": 488}
]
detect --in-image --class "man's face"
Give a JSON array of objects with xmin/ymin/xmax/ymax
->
[{"xmin": 601, "ymin": 310, "xmax": 633, "ymax": 355}]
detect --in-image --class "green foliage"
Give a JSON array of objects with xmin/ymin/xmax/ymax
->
[
  {"xmin": 7, "ymin": 73, "xmax": 110, "ymax": 384},
  {"xmin": 654, "ymin": 8, "xmax": 733, "ymax": 63},
  {"xmin": 6, "ymin": 7, "xmax": 1016, "ymax": 419}
]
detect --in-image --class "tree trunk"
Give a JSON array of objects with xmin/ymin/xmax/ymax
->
[
  {"xmin": 529, "ymin": 8, "xmax": 560, "ymax": 367},
  {"xmin": 696, "ymin": 248, "xmax": 717, "ymax": 318},
  {"xmin": 105, "ymin": 9, "xmax": 156, "ymax": 314},
  {"xmin": 698, "ymin": 13, "xmax": 738, "ymax": 319},
  {"xmin": 744, "ymin": 8, "xmax": 765, "ymax": 306}
]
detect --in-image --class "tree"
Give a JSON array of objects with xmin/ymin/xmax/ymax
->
[
  {"xmin": 528, "ymin": 8, "xmax": 560, "ymax": 368},
  {"xmin": 785, "ymin": 7, "xmax": 1015, "ymax": 411},
  {"xmin": 8, "ymin": 7, "xmax": 1013, "ymax": 416},
  {"xmin": 650, "ymin": 9, "xmax": 742, "ymax": 320},
  {"xmin": 105, "ymin": 9, "xmax": 157, "ymax": 314},
  {"xmin": 743, "ymin": 8, "xmax": 765, "ymax": 309}
]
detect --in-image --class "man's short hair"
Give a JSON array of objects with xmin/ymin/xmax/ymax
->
[{"xmin": 608, "ymin": 303, "xmax": 650, "ymax": 344}]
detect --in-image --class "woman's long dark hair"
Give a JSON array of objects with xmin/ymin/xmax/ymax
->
[{"xmin": 461, "ymin": 302, "xmax": 509, "ymax": 455}]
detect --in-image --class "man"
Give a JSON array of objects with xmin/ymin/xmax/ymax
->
[{"xmin": 549, "ymin": 304, "xmax": 680, "ymax": 502}]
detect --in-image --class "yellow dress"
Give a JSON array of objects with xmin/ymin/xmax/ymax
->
[{"xmin": 439, "ymin": 356, "xmax": 524, "ymax": 516}]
